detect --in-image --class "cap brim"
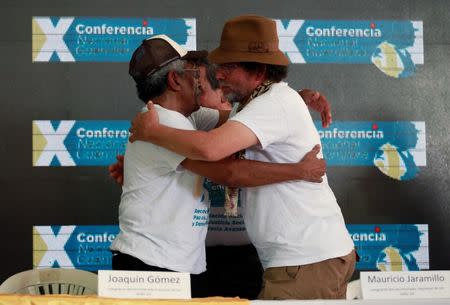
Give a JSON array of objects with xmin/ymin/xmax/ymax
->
[
  {"xmin": 183, "ymin": 50, "xmax": 208, "ymax": 60},
  {"xmin": 208, "ymin": 47, "xmax": 289, "ymax": 66}
]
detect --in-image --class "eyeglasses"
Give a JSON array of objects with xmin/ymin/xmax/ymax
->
[
  {"xmin": 217, "ymin": 63, "xmax": 240, "ymax": 74},
  {"xmin": 183, "ymin": 66, "xmax": 202, "ymax": 98},
  {"xmin": 183, "ymin": 66, "xmax": 200, "ymax": 79}
]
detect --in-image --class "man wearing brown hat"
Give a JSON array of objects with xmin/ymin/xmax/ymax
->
[
  {"xmin": 128, "ymin": 16, "xmax": 356, "ymax": 299},
  {"xmin": 110, "ymin": 34, "xmax": 328, "ymax": 298}
]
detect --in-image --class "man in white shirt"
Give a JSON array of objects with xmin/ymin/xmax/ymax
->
[
  {"xmin": 110, "ymin": 34, "xmax": 328, "ymax": 298},
  {"xmin": 128, "ymin": 16, "xmax": 356, "ymax": 300}
]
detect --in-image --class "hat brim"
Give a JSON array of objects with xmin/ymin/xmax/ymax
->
[
  {"xmin": 183, "ymin": 50, "xmax": 208, "ymax": 60},
  {"xmin": 208, "ymin": 47, "xmax": 289, "ymax": 66}
]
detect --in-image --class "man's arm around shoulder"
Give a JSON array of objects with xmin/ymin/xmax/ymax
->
[
  {"xmin": 181, "ymin": 145, "xmax": 326, "ymax": 187},
  {"xmin": 130, "ymin": 103, "xmax": 258, "ymax": 161}
]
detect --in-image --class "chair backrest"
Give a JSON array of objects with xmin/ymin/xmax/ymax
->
[
  {"xmin": 0, "ymin": 268, "xmax": 97, "ymax": 295},
  {"xmin": 346, "ymin": 279, "xmax": 362, "ymax": 299}
]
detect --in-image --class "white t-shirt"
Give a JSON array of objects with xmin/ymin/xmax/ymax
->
[
  {"xmin": 110, "ymin": 105, "xmax": 218, "ymax": 274},
  {"xmin": 229, "ymin": 82, "xmax": 354, "ymax": 269}
]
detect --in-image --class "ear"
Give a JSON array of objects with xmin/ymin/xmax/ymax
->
[
  {"xmin": 254, "ymin": 65, "xmax": 267, "ymax": 82},
  {"xmin": 167, "ymin": 70, "xmax": 183, "ymax": 92},
  {"xmin": 248, "ymin": 65, "xmax": 267, "ymax": 87}
]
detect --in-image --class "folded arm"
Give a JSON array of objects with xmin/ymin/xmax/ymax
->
[
  {"xmin": 129, "ymin": 102, "xmax": 258, "ymax": 161},
  {"xmin": 181, "ymin": 145, "xmax": 325, "ymax": 187},
  {"xmin": 108, "ymin": 145, "xmax": 325, "ymax": 187}
]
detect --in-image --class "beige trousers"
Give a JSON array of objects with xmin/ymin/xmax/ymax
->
[{"xmin": 258, "ymin": 250, "xmax": 356, "ymax": 300}]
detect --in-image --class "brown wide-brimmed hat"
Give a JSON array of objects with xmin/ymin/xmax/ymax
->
[{"xmin": 209, "ymin": 15, "xmax": 289, "ymax": 66}]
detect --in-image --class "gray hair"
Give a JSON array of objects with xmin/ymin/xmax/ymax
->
[{"xmin": 135, "ymin": 59, "xmax": 186, "ymax": 103}]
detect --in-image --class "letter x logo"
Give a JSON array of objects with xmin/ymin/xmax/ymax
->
[
  {"xmin": 33, "ymin": 120, "xmax": 76, "ymax": 166},
  {"xmin": 33, "ymin": 17, "xmax": 75, "ymax": 62},
  {"xmin": 34, "ymin": 226, "xmax": 76, "ymax": 268},
  {"xmin": 275, "ymin": 19, "xmax": 305, "ymax": 63}
]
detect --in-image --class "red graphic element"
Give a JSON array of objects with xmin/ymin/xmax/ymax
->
[
  {"xmin": 372, "ymin": 123, "xmax": 378, "ymax": 130},
  {"xmin": 370, "ymin": 22, "xmax": 376, "ymax": 29},
  {"xmin": 375, "ymin": 226, "xmax": 381, "ymax": 233},
  {"xmin": 142, "ymin": 20, "xmax": 148, "ymax": 26}
]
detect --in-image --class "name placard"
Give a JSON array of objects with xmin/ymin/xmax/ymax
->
[
  {"xmin": 361, "ymin": 271, "xmax": 450, "ymax": 299},
  {"xmin": 98, "ymin": 270, "xmax": 191, "ymax": 299}
]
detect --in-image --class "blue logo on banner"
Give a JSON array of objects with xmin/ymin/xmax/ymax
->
[
  {"xmin": 33, "ymin": 120, "xmax": 129, "ymax": 166},
  {"xmin": 348, "ymin": 224, "xmax": 429, "ymax": 271},
  {"xmin": 33, "ymin": 224, "xmax": 428, "ymax": 271},
  {"xmin": 32, "ymin": 17, "xmax": 196, "ymax": 62},
  {"xmin": 315, "ymin": 121, "xmax": 426, "ymax": 180},
  {"xmin": 33, "ymin": 225, "xmax": 119, "ymax": 270},
  {"xmin": 276, "ymin": 19, "xmax": 423, "ymax": 78}
]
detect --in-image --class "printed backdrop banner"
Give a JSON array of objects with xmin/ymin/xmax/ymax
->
[
  {"xmin": 33, "ymin": 224, "xmax": 429, "ymax": 271},
  {"xmin": 32, "ymin": 120, "xmax": 426, "ymax": 181},
  {"xmin": 316, "ymin": 121, "xmax": 426, "ymax": 181},
  {"xmin": 348, "ymin": 224, "xmax": 429, "ymax": 271},
  {"xmin": 276, "ymin": 19, "xmax": 423, "ymax": 78},
  {"xmin": 32, "ymin": 17, "xmax": 196, "ymax": 62},
  {"xmin": 32, "ymin": 120, "xmax": 129, "ymax": 166},
  {"xmin": 33, "ymin": 225, "xmax": 118, "ymax": 271},
  {"xmin": 31, "ymin": 17, "xmax": 422, "ymax": 79}
]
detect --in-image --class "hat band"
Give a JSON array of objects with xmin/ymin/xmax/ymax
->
[
  {"xmin": 146, "ymin": 55, "xmax": 180, "ymax": 77},
  {"xmin": 219, "ymin": 40, "xmax": 280, "ymax": 53}
]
